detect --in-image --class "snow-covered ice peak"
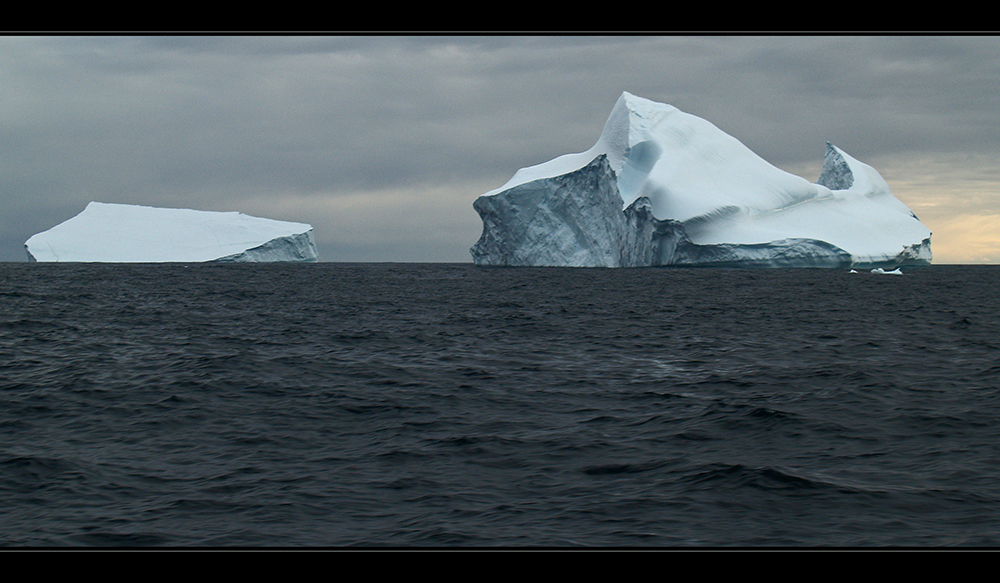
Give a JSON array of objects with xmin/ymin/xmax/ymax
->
[
  {"xmin": 472, "ymin": 92, "xmax": 933, "ymax": 268},
  {"xmin": 25, "ymin": 201, "xmax": 319, "ymax": 263}
]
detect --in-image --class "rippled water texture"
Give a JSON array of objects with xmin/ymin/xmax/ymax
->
[{"xmin": 2, "ymin": 263, "xmax": 999, "ymax": 546}]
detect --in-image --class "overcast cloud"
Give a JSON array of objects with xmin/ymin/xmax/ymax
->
[{"xmin": 2, "ymin": 35, "xmax": 998, "ymax": 263}]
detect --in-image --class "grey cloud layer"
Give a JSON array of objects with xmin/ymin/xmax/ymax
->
[{"xmin": 2, "ymin": 35, "xmax": 998, "ymax": 262}]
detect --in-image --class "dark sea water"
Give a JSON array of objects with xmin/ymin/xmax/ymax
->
[{"xmin": 2, "ymin": 262, "xmax": 999, "ymax": 547}]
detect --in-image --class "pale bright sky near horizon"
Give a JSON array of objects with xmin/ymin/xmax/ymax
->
[{"xmin": 3, "ymin": 35, "xmax": 999, "ymax": 263}]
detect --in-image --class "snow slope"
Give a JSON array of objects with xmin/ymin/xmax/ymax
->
[
  {"xmin": 472, "ymin": 92, "xmax": 932, "ymax": 268},
  {"xmin": 25, "ymin": 202, "xmax": 319, "ymax": 263}
]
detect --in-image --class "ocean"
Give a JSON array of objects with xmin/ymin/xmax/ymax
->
[{"xmin": 2, "ymin": 262, "xmax": 999, "ymax": 547}]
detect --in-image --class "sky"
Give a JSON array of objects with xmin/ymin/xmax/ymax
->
[{"xmin": 2, "ymin": 34, "xmax": 999, "ymax": 264}]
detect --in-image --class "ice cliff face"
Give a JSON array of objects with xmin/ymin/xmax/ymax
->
[
  {"xmin": 25, "ymin": 202, "xmax": 319, "ymax": 263},
  {"xmin": 471, "ymin": 155, "xmax": 628, "ymax": 267},
  {"xmin": 471, "ymin": 92, "xmax": 932, "ymax": 268}
]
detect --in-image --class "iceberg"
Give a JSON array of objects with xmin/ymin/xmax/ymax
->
[
  {"xmin": 471, "ymin": 92, "xmax": 932, "ymax": 268},
  {"xmin": 25, "ymin": 202, "xmax": 319, "ymax": 263}
]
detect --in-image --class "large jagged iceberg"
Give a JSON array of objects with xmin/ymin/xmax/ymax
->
[
  {"xmin": 471, "ymin": 92, "xmax": 932, "ymax": 268},
  {"xmin": 25, "ymin": 202, "xmax": 319, "ymax": 263}
]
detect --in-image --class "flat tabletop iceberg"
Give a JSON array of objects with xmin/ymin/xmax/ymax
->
[
  {"xmin": 472, "ymin": 92, "xmax": 932, "ymax": 268},
  {"xmin": 25, "ymin": 202, "xmax": 319, "ymax": 263}
]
